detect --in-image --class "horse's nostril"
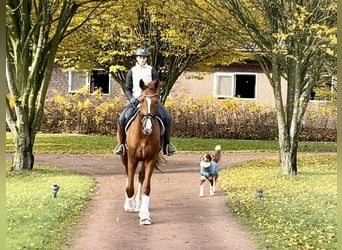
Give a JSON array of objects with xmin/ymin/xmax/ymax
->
[{"xmin": 144, "ymin": 128, "xmax": 152, "ymax": 135}]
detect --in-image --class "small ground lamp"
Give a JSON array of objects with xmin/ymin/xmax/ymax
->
[
  {"xmin": 256, "ymin": 188, "xmax": 264, "ymax": 198},
  {"xmin": 52, "ymin": 184, "xmax": 60, "ymax": 198}
]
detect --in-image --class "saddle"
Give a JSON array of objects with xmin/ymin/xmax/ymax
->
[{"xmin": 124, "ymin": 108, "xmax": 165, "ymax": 136}]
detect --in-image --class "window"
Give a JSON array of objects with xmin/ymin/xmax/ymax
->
[
  {"xmin": 69, "ymin": 71, "xmax": 89, "ymax": 93},
  {"xmin": 213, "ymin": 72, "xmax": 257, "ymax": 99},
  {"xmin": 310, "ymin": 76, "xmax": 336, "ymax": 102},
  {"xmin": 90, "ymin": 70, "xmax": 110, "ymax": 94},
  {"xmin": 68, "ymin": 70, "xmax": 110, "ymax": 95}
]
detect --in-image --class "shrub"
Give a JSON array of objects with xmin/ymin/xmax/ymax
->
[
  {"xmin": 41, "ymin": 88, "xmax": 126, "ymax": 135},
  {"xmin": 40, "ymin": 90, "xmax": 336, "ymax": 141}
]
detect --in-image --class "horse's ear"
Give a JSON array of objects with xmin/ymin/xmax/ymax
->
[
  {"xmin": 154, "ymin": 80, "xmax": 160, "ymax": 89},
  {"xmin": 139, "ymin": 79, "xmax": 146, "ymax": 90}
]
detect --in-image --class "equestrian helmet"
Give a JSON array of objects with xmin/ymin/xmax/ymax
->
[{"xmin": 136, "ymin": 47, "xmax": 149, "ymax": 57}]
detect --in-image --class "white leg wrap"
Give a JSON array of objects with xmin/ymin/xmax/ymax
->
[
  {"xmin": 140, "ymin": 195, "xmax": 150, "ymax": 212},
  {"xmin": 134, "ymin": 183, "xmax": 142, "ymax": 212},
  {"xmin": 124, "ymin": 194, "xmax": 136, "ymax": 212},
  {"xmin": 139, "ymin": 195, "xmax": 151, "ymax": 225}
]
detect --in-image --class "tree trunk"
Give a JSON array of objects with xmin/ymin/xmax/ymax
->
[
  {"xmin": 278, "ymin": 126, "xmax": 299, "ymax": 175},
  {"xmin": 11, "ymin": 132, "xmax": 35, "ymax": 171},
  {"xmin": 279, "ymin": 145, "xmax": 298, "ymax": 175}
]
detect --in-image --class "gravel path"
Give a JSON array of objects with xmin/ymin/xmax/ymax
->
[{"xmin": 27, "ymin": 152, "xmax": 278, "ymax": 250}]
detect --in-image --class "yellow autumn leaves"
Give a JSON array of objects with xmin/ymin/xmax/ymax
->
[{"xmin": 219, "ymin": 155, "xmax": 336, "ymax": 249}]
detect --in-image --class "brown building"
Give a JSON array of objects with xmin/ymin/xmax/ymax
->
[
  {"xmin": 48, "ymin": 62, "xmax": 334, "ymax": 109},
  {"xmin": 49, "ymin": 62, "xmax": 286, "ymax": 107}
]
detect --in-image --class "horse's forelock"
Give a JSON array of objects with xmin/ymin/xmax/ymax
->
[
  {"xmin": 147, "ymin": 80, "xmax": 160, "ymax": 90},
  {"xmin": 142, "ymin": 81, "xmax": 160, "ymax": 96}
]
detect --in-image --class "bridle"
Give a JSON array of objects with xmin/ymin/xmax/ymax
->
[{"xmin": 139, "ymin": 92, "xmax": 159, "ymax": 135}]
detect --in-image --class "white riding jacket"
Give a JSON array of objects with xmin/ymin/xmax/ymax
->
[{"xmin": 131, "ymin": 63, "xmax": 153, "ymax": 98}]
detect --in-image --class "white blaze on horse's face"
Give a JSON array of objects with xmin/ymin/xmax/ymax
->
[{"xmin": 143, "ymin": 97, "xmax": 153, "ymax": 135}]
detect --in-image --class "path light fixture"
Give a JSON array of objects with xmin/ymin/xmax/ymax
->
[
  {"xmin": 256, "ymin": 188, "xmax": 263, "ymax": 198},
  {"xmin": 52, "ymin": 184, "xmax": 60, "ymax": 198}
]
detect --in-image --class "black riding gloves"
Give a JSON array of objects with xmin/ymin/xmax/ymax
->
[{"xmin": 130, "ymin": 98, "xmax": 141, "ymax": 107}]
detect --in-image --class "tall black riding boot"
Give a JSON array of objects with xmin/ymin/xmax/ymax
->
[
  {"xmin": 163, "ymin": 124, "xmax": 176, "ymax": 156},
  {"xmin": 115, "ymin": 125, "xmax": 126, "ymax": 155}
]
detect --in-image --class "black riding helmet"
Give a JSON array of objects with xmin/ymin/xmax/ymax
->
[{"xmin": 136, "ymin": 47, "xmax": 149, "ymax": 57}]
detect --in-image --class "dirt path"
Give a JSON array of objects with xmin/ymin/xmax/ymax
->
[{"xmin": 32, "ymin": 152, "xmax": 277, "ymax": 250}]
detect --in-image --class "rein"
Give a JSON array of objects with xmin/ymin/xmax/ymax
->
[{"xmin": 140, "ymin": 93, "xmax": 159, "ymax": 98}]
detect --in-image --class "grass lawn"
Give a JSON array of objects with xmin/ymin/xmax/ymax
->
[
  {"xmin": 5, "ymin": 132, "xmax": 337, "ymax": 154},
  {"xmin": 219, "ymin": 154, "xmax": 336, "ymax": 250},
  {"xmin": 6, "ymin": 133, "xmax": 337, "ymax": 249},
  {"xmin": 6, "ymin": 162, "xmax": 95, "ymax": 249}
]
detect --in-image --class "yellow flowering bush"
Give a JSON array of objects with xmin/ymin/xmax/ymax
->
[
  {"xmin": 41, "ymin": 89, "xmax": 126, "ymax": 135},
  {"xmin": 41, "ymin": 91, "xmax": 336, "ymax": 141}
]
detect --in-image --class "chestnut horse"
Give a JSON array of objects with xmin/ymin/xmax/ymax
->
[{"xmin": 117, "ymin": 79, "xmax": 162, "ymax": 225}]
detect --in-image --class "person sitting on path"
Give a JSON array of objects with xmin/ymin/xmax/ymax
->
[{"xmin": 115, "ymin": 47, "xmax": 176, "ymax": 156}]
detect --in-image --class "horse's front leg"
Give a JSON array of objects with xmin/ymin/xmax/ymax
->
[
  {"xmin": 124, "ymin": 157, "xmax": 137, "ymax": 212},
  {"xmin": 139, "ymin": 160, "xmax": 155, "ymax": 225},
  {"xmin": 134, "ymin": 163, "xmax": 145, "ymax": 212}
]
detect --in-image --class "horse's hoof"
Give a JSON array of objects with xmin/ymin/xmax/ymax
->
[
  {"xmin": 140, "ymin": 218, "xmax": 152, "ymax": 225},
  {"xmin": 124, "ymin": 207, "xmax": 135, "ymax": 212},
  {"xmin": 124, "ymin": 206, "xmax": 135, "ymax": 212},
  {"xmin": 139, "ymin": 210, "xmax": 151, "ymax": 225}
]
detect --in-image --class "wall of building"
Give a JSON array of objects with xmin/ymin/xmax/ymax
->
[
  {"xmin": 170, "ymin": 70, "xmax": 287, "ymax": 107},
  {"xmin": 47, "ymin": 65, "xmax": 124, "ymax": 99}
]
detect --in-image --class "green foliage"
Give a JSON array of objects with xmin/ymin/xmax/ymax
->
[
  {"xmin": 39, "ymin": 90, "xmax": 336, "ymax": 141},
  {"xmin": 6, "ymin": 133, "xmax": 336, "ymax": 154},
  {"xmin": 219, "ymin": 154, "xmax": 336, "ymax": 249},
  {"xmin": 6, "ymin": 0, "xmax": 107, "ymax": 171},
  {"xmin": 6, "ymin": 162, "xmax": 96, "ymax": 249},
  {"xmin": 56, "ymin": 0, "xmax": 250, "ymax": 103},
  {"xmin": 184, "ymin": 0, "xmax": 337, "ymax": 174}
]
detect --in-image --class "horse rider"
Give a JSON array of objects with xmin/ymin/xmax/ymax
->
[{"xmin": 115, "ymin": 47, "xmax": 176, "ymax": 156}]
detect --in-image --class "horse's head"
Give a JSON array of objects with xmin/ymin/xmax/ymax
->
[{"xmin": 139, "ymin": 79, "xmax": 160, "ymax": 135}]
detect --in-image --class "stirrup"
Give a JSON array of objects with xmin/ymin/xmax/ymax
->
[
  {"xmin": 163, "ymin": 143, "xmax": 176, "ymax": 156},
  {"xmin": 115, "ymin": 144, "xmax": 126, "ymax": 155}
]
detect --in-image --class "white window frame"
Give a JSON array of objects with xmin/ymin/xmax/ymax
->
[
  {"xmin": 68, "ymin": 70, "xmax": 89, "ymax": 93},
  {"xmin": 213, "ymin": 72, "xmax": 257, "ymax": 100},
  {"xmin": 213, "ymin": 72, "xmax": 235, "ymax": 98}
]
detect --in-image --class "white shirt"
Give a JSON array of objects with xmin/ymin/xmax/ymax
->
[{"xmin": 131, "ymin": 63, "xmax": 153, "ymax": 98}]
